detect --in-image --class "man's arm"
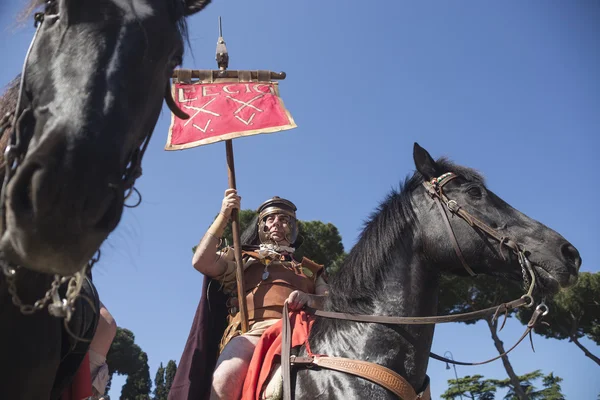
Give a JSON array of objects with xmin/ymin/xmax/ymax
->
[{"xmin": 192, "ymin": 189, "xmax": 240, "ymax": 279}]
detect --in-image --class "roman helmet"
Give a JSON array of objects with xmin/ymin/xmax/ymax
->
[{"xmin": 257, "ymin": 196, "xmax": 299, "ymax": 245}]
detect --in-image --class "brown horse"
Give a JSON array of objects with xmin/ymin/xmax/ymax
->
[{"xmin": 0, "ymin": 1, "xmax": 211, "ymax": 399}]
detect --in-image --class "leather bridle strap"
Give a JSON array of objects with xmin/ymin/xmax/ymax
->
[
  {"xmin": 430, "ymin": 190, "xmax": 476, "ymax": 276},
  {"xmin": 429, "ymin": 304, "xmax": 547, "ymax": 366},
  {"xmin": 422, "ymin": 172, "xmax": 523, "ymax": 278},
  {"xmin": 304, "ymin": 294, "xmax": 530, "ymax": 325}
]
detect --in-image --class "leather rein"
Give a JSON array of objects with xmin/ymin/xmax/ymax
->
[
  {"xmin": 0, "ymin": 1, "xmax": 188, "ymax": 318},
  {"xmin": 281, "ymin": 171, "xmax": 549, "ymax": 399}
]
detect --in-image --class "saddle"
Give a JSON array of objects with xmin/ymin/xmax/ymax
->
[{"xmin": 50, "ymin": 276, "xmax": 100, "ymax": 400}]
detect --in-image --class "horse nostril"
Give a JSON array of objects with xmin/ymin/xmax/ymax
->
[
  {"xmin": 10, "ymin": 161, "xmax": 45, "ymax": 215},
  {"xmin": 560, "ymin": 243, "xmax": 581, "ymax": 270}
]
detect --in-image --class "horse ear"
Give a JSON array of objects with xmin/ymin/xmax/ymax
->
[
  {"xmin": 183, "ymin": 0, "xmax": 211, "ymax": 16},
  {"xmin": 413, "ymin": 142, "xmax": 440, "ymax": 180}
]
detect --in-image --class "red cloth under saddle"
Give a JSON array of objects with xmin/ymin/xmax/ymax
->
[
  {"xmin": 61, "ymin": 352, "xmax": 93, "ymax": 400},
  {"xmin": 242, "ymin": 310, "xmax": 315, "ymax": 400}
]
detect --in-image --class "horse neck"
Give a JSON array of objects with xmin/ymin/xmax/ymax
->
[{"xmin": 312, "ymin": 252, "xmax": 439, "ymax": 392}]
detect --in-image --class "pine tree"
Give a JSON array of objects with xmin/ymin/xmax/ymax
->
[
  {"xmin": 153, "ymin": 362, "xmax": 166, "ymax": 400},
  {"xmin": 441, "ymin": 374, "xmax": 497, "ymax": 399},
  {"xmin": 164, "ymin": 360, "xmax": 178, "ymax": 394}
]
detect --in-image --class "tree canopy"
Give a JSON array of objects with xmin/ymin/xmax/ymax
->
[
  {"xmin": 105, "ymin": 328, "xmax": 151, "ymax": 399},
  {"xmin": 442, "ymin": 370, "xmax": 565, "ymax": 400}
]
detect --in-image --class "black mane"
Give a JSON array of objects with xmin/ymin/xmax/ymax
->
[{"xmin": 327, "ymin": 158, "xmax": 485, "ymax": 313}]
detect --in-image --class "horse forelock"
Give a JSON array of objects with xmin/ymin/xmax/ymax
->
[{"xmin": 327, "ymin": 157, "xmax": 486, "ymax": 311}]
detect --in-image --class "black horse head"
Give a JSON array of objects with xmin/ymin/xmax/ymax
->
[
  {"xmin": 302, "ymin": 143, "xmax": 581, "ymax": 399},
  {"xmin": 412, "ymin": 143, "xmax": 580, "ymax": 294},
  {"xmin": 0, "ymin": 0, "xmax": 210, "ymax": 276}
]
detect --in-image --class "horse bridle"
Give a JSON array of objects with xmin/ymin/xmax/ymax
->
[
  {"xmin": 281, "ymin": 171, "xmax": 549, "ymax": 400},
  {"xmin": 0, "ymin": 2, "xmax": 188, "ymax": 320},
  {"xmin": 423, "ymin": 172, "xmax": 529, "ymax": 280}
]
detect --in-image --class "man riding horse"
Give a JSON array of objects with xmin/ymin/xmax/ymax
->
[{"xmin": 169, "ymin": 191, "xmax": 329, "ymax": 400}]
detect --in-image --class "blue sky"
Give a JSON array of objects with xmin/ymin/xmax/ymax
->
[{"xmin": 1, "ymin": 1, "xmax": 599, "ymax": 399}]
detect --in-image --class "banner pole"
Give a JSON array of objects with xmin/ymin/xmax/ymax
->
[{"xmin": 218, "ymin": 17, "xmax": 250, "ymax": 334}]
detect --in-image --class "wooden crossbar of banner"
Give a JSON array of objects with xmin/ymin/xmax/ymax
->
[{"xmin": 171, "ymin": 69, "xmax": 286, "ymax": 81}]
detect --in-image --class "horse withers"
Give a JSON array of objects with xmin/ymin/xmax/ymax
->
[
  {"xmin": 264, "ymin": 143, "xmax": 581, "ymax": 400},
  {"xmin": 0, "ymin": 1, "xmax": 211, "ymax": 399}
]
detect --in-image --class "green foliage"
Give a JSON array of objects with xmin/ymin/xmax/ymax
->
[
  {"xmin": 107, "ymin": 328, "xmax": 143, "ymax": 376},
  {"xmin": 441, "ymin": 374, "xmax": 497, "ymax": 399},
  {"xmin": 517, "ymin": 272, "xmax": 600, "ymax": 344},
  {"xmin": 295, "ymin": 220, "xmax": 345, "ymax": 274},
  {"xmin": 490, "ymin": 370, "xmax": 565, "ymax": 400},
  {"xmin": 106, "ymin": 327, "xmax": 152, "ymax": 399},
  {"xmin": 537, "ymin": 373, "xmax": 565, "ymax": 400},
  {"xmin": 165, "ymin": 360, "xmax": 178, "ymax": 394},
  {"xmin": 152, "ymin": 360, "xmax": 177, "ymax": 400},
  {"xmin": 120, "ymin": 351, "xmax": 151, "ymax": 400},
  {"xmin": 490, "ymin": 370, "xmax": 543, "ymax": 400},
  {"xmin": 221, "ymin": 209, "xmax": 258, "ymax": 248},
  {"xmin": 437, "ymin": 274, "xmax": 524, "ymax": 323},
  {"xmin": 441, "ymin": 371, "xmax": 565, "ymax": 400},
  {"xmin": 153, "ymin": 363, "xmax": 166, "ymax": 400}
]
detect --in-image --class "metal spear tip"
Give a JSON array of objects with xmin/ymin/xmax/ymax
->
[{"xmin": 215, "ymin": 16, "xmax": 229, "ymax": 69}]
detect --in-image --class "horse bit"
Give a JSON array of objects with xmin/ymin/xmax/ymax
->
[{"xmin": 0, "ymin": 1, "xmax": 184, "ymax": 321}]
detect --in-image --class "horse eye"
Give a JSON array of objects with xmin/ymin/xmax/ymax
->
[
  {"xmin": 467, "ymin": 186, "xmax": 483, "ymax": 198},
  {"xmin": 45, "ymin": 0, "xmax": 58, "ymax": 14}
]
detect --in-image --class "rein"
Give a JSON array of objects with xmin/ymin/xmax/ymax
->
[
  {"xmin": 280, "ymin": 171, "xmax": 549, "ymax": 399},
  {"xmin": 0, "ymin": 1, "xmax": 184, "ymax": 319}
]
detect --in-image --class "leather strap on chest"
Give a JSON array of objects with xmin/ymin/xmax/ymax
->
[
  {"xmin": 290, "ymin": 355, "xmax": 430, "ymax": 399},
  {"xmin": 281, "ymin": 303, "xmax": 430, "ymax": 400}
]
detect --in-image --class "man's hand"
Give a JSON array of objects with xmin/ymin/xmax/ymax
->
[
  {"xmin": 286, "ymin": 290, "xmax": 311, "ymax": 310},
  {"xmin": 220, "ymin": 189, "xmax": 241, "ymax": 218},
  {"xmin": 286, "ymin": 290, "xmax": 327, "ymax": 310}
]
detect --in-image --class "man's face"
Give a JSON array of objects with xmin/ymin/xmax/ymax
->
[{"xmin": 264, "ymin": 213, "xmax": 292, "ymax": 246}]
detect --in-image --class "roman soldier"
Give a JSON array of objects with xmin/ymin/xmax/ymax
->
[{"xmin": 169, "ymin": 190, "xmax": 328, "ymax": 400}]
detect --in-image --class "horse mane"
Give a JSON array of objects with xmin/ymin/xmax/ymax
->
[{"xmin": 327, "ymin": 158, "xmax": 486, "ymax": 312}]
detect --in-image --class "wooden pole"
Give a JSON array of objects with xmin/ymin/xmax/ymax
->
[
  {"xmin": 218, "ymin": 17, "xmax": 250, "ymax": 333},
  {"xmin": 225, "ymin": 140, "xmax": 249, "ymax": 333}
]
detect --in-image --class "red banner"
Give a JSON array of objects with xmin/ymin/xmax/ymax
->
[{"xmin": 165, "ymin": 81, "xmax": 296, "ymax": 150}]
